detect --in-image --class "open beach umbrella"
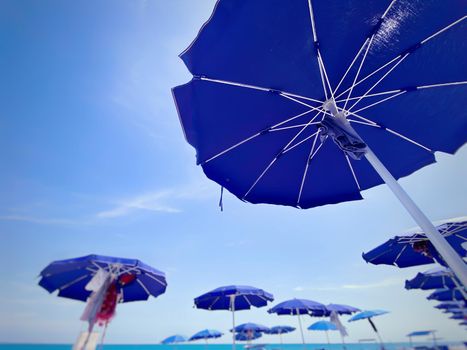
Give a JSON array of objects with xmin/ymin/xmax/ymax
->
[
  {"xmin": 427, "ymin": 288, "xmax": 466, "ymax": 302},
  {"xmin": 405, "ymin": 267, "xmax": 462, "ymax": 292},
  {"xmin": 39, "ymin": 254, "xmax": 167, "ymax": 349},
  {"xmin": 406, "ymin": 331, "xmax": 437, "ymax": 347},
  {"xmin": 231, "ymin": 323, "xmax": 270, "ymax": 333},
  {"xmin": 268, "ymin": 298, "xmax": 328, "ymax": 345},
  {"xmin": 326, "ymin": 304, "xmax": 360, "ymax": 315},
  {"xmin": 363, "ymin": 217, "xmax": 467, "ymax": 269},
  {"xmin": 162, "ymin": 335, "xmax": 188, "ymax": 344},
  {"xmin": 435, "ymin": 301, "xmax": 466, "ymax": 310},
  {"xmin": 173, "ymin": 1, "xmax": 467, "ymax": 286},
  {"xmin": 235, "ymin": 332, "xmax": 262, "ymax": 341},
  {"xmin": 265, "ymin": 325, "xmax": 296, "ymax": 345},
  {"xmin": 189, "ymin": 329, "xmax": 223, "ymax": 342},
  {"xmin": 308, "ymin": 320, "xmax": 337, "ymax": 344},
  {"xmin": 460, "ymin": 321, "xmax": 467, "ymax": 326},
  {"xmin": 349, "ymin": 310, "xmax": 388, "ymax": 349},
  {"xmin": 194, "ymin": 285, "xmax": 273, "ymax": 350}
]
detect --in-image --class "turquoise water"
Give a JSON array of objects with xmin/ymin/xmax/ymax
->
[{"xmin": 0, "ymin": 343, "xmax": 442, "ymax": 350}]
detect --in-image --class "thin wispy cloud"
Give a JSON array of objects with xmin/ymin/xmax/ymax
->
[
  {"xmin": 293, "ymin": 277, "xmax": 401, "ymax": 292},
  {"xmin": 96, "ymin": 182, "xmax": 216, "ymax": 219}
]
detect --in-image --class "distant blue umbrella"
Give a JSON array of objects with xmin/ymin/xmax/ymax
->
[
  {"xmin": 363, "ymin": 218, "xmax": 467, "ymax": 269},
  {"xmin": 173, "ymin": 0, "xmax": 467, "ymax": 286},
  {"xmin": 406, "ymin": 330, "xmax": 437, "ymax": 347},
  {"xmin": 39, "ymin": 254, "xmax": 167, "ymax": 349},
  {"xmin": 406, "ymin": 267, "xmax": 459, "ymax": 290},
  {"xmin": 232, "ymin": 323, "xmax": 269, "ymax": 333},
  {"xmin": 435, "ymin": 301, "xmax": 466, "ymax": 311},
  {"xmin": 189, "ymin": 329, "xmax": 223, "ymax": 342},
  {"xmin": 450, "ymin": 314, "xmax": 465, "ymax": 320},
  {"xmin": 460, "ymin": 321, "xmax": 467, "ymax": 326},
  {"xmin": 308, "ymin": 321, "xmax": 337, "ymax": 344},
  {"xmin": 264, "ymin": 325, "xmax": 296, "ymax": 344},
  {"xmin": 265, "ymin": 326, "xmax": 296, "ymax": 334},
  {"xmin": 162, "ymin": 335, "xmax": 188, "ymax": 344},
  {"xmin": 349, "ymin": 310, "xmax": 389, "ymax": 349},
  {"xmin": 194, "ymin": 285, "xmax": 273, "ymax": 350},
  {"xmin": 427, "ymin": 288, "xmax": 465, "ymax": 301},
  {"xmin": 326, "ymin": 304, "xmax": 360, "ymax": 315},
  {"xmin": 235, "ymin": 332, "xmax": 262, "ymax": 341},
  {"xmin": 269, "ymin": 299, "xmax": 328, "ymax": 345}
]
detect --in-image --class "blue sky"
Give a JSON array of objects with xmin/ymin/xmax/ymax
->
[{"xmin": 1, "ymin": 0, "xmax": 466, "ymax": 345}]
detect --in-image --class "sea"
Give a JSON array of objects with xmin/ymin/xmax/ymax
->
[{"xmin": 1, "ymin": 343, "xmax": 462, "ymax": 350}]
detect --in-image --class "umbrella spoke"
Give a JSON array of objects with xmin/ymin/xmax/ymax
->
[
  {"xmin": 58, "ymin": 273, "xmax": 91, "ymax": 291},
  {"xmin": 270, "ymin": 123, "xmax": 321, "ymax": 132},
  {"xmin": 348, "ymin": 112, "xmax": 433, "ymax": 153},
  {"xmin": 352, "ymin": 91, "xmax": 406, "ymax": 114},
  {"xmin": 243, "ymin": 112, "xmax": 323, "ymax": 199},
  {"xmin": 198, "ymin": 76, "xmax": 323, "ymax": 105},
  {"xmin": 201, "ymin": 109, "xmax": 317, "ymax": 165},
  {"xmin": 145, "ymin": 272, "xmax": 168, "ymax": 286},
  {"xmin": 346, "ymin": 15, "xmax": 466, "ymax": 112},
  {"xmin": 297, "ymin": 132, "xmax": 320, "ymax": 206},
  {"xmin": 345, "ymin": 155, "xmax": 361, "ymax": 191},
  {"xmin": 136, "ymin": 279, "xmax": 151, "ymax": 297},
  {"xmin": 336, "ymin": 0, "xmax": 397, "ymax": 101},
  {"xmin": 283, "ymin": 130, "xmax": 320, "ymax": 154}
]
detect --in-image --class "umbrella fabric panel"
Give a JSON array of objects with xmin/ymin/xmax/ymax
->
[
  {"xmin": 57, "ymin": 274, "xmax": 94, "ymax": 301},
  {"xmin": 326, "ymin": 304, "xmax": 360, "ymax": 314},
  {"xmin": 428, "ymin": 289, "xmax": 465, "ymax": 301},
  {"xmin": 194, "ymin": 285, "xmax": 273, "ymax": 310},
  {"xmin": 268, "ymin": 299, "xmax": 328, "ymax": 315},
  {"xmin": 180, "ymin": 0, "xmax": 323, "ymax": 98},
  {"xmin": 348, "ymin": 310, "xmax": 388, "ymax": 322},
  {"xmin": 308, "ymin": 321, "xmax": 338, "ymax": 331},
  {"xmin": 435, "ymin": 301, "xmax": 466, "ymax": 310},
  {"xmin": 190, "ymin": 329, "xmax": 223, "ymax": 341},
  {"xmin": 405, "ymin": 268, "xmax": 457, "ymax": 290},
  {"xmin": 39, "ymin": 268, "xmax": 93, "ymax": 293}
]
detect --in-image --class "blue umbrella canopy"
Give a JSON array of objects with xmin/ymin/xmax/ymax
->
[
  {"xmin": 173, "ymin": 0, "xmax": 467, "ymax": 208},
  {"xmin": 268, "ymin": 298, "xmax": 328, "ymax": 316},
  {"xmin": 326, "ymin": 303, "xmax": 360, "ymax": 315},
  {"xmin": 407, "ymin": 331, "xmax": 435, "ymax": 337},
  {"xmin": 162, "ymin": 335, "xmax": 188, "ymax": 344},
  {"xmin": 450, "ymin": 314, "xmax": 465, "ymax": 320},
  {"xmin": 406, "ymin": 267, "xmax": 458, "ymax": 290},
  {"xmin": 308, "ymin": 321, "xmax": 338, "ymax": 331},
  {"xmin": 232, "ymin": 323, "xmax": 270, "ymax": 333},
  {"xmin": 265, "ymin": 326, "xmax": 296, "ymax": 334},
  {"xmin": 363, "ymin": 218, "xmax": 467, "ymax": 268},
  {"xmin": 435, "ymin": 301, "xmax": 466, "ymax": 310},
  {"xmin": 173, "ymin": 0, "xmax": 467, "ymax": 285},
  {"xmin": 194, "ymin": 285, "xmax": 274, "ymax": 311},
  {"xmin": 427, "ymin": 288, "xmax": 466, "ymax": 302},
  {"xmin": 38, "ymin": 254, "xmax": 167, "ymax": 302},
  {"xmin": 189, "ymin": 329, "xmax": 223, "ymax": 341},
  {"xmin": 349, "ymin": 310, "xmax": 389, "ymax": 322},
  {"xmin": 460, "ymin": 321, "xmax": 467, "ymax": 326},
  {"xmin": 235, "ymin": 332, "xmax": 262, "ymax": 341}
]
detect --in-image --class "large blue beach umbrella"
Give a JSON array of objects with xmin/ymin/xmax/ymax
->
[
  {"xmin": 162, "ymin": 335, "xmax": 188, "ymax": 344},
  {"xmin": 189, "ymin": 329, "xmax": 223, "ymax": 342},
  {"xmin": 39, "ymin": 254, "xmax": 167, "ymax": 348},
  {"xmin": 363, "ymin": 217, "xmax": 467, "ymax": 268},
  {"xmin": 173, "ymin": 1, "xmax": 467, "ymax": 286},
  {"xmin": 405, "ymin": 267, "xmax": 465, "ymax": 295},
  {"xmin": 349, "ymin": 310, "xmax": 389, "ymax": 349},
  {"xmin": 268, "ymin": 299, "xmax": 328, "ymax": 345},
  {"xmin": 308, "ymin": 321, "xmax": 337, "ymax": 344},
  {"xmin": 265, "ymin": 326, "xmax": 296, "ymax": 344},
  {"xmin": 427, "ymin": 288, "xmax": 466, "ymax": 302},
  {"xmin": 194, "ymin": 285, "xmax": 273, "ymax": 350}
]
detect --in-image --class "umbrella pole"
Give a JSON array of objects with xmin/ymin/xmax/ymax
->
[
  {"xmin": 340, "ymin": 333, "xmax": 347, "ymax": 350},
  {"xmin": 296, "ymin": 309, "xmax": 306, "ymax": 348},
  {"xmin": 409, "ymin": 336, "xmax": 412, "ymax": 347},
  {"xmin": 230, "ymin": 295, "xmax": 236, "ymax": 350},
  {"xmin": 363, "ymin": 146, "xmax": 467, "ymax": 287},
  {"xmin": 325, "ymin": 331, "xmax": 330, "ymax": 345},
  {"xmin": 367, "ymin": 318, "xmax": 384, "ymax": 350},
  {"xmin": 279, "ymin": 332, "xmax": 283, "ymax": 345}
]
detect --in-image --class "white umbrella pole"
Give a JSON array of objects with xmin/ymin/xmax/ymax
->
[
  {"xmin": 325, "ymin": 331, "xmax": 330, "ymax": 345},
  {"xmin": 279, "ymin": 332, "xmax": 283, "ymax": 345},
  {"xmin": 364, "ymin": 147, "xmax": 467, "ymax": 287},
  {"xmin": 340, "ymin": 333, "xmax": 347, "ymax": 350},
  {"xmin": 231, "ymin": 295, "xmax": 236, "ymax": 350},
  {"xmin": 296, "ymin": 310, "xmax": 306, "ymax": 348}
]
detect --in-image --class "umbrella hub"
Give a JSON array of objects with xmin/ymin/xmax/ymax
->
[{"xmin": 319, "ymin": 99, "xmax": 367, "ymax": 160}]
